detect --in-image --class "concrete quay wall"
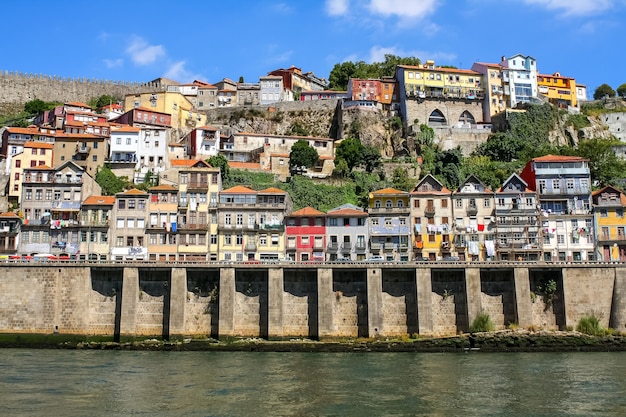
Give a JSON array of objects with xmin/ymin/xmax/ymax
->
[{"xmin": 0, "ymin": 263, "xmax": 624, "ymax": 339}]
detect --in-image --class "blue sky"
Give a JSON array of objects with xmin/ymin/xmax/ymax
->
[{"xmin": 4, "ymin": 0, "xmax": 625, "ymax": 97}]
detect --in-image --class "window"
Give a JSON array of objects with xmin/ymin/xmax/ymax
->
[
  {"xmin": 386, "ymin": 200, "xmax": 392, "ymax": 208},
  {"xmin": 484, "ymin": 199, "xmax": 490, "ymax": 208},
  {"xmin": 372, "ymin": 218, "xmax": 379, "ymax": 226},
  {"xmin": 600, "ymin": 209, "xmax": 608, "ymax": 218},
  {"xmin": 456, "ymin": 199, "xmax": 463, "ymax": 208},
  {"xmin": 210, "ymin": 234, "xmax": 217, "ymax": 245},
  {"xmin": 301, "ymin": 236, "xmax": 310, "ymax": 245},
  {"xmin": 118, "ymin": 200, "xmax": 126, "ymax": 209},
  {"xmin": 224, "ymin": 234, "xmax": 231, "ymax": 245}
]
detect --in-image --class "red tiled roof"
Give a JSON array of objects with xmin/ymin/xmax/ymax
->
[
  {"xmin": 149, "ymin": 184, "xmax": 177, "ymax": 192},
  {"xmin": 533, "ymin": 154, "xmax": 588, "ymax": 162},
  {"xmin": 25, "ymin": 165, "xmax": 53, "ymax": 170},
  {"xmin": 221, "ymin": 185, "xmax": 256, "ymax": 194},
  {"xmin": 0, "ymin": 212, "xmax": 20, "ymax": 218},
  {"xmin": 24, "ymin": 141, "xmax": 53, "ymax": 149},
  {"xmin": 5, "ymin": 127, "xmax": 39, "ymax": 134},
  {"xmin": 326, "ymin": 207, "xmax": 368, "ymax": 217},
  {"xmin": 371, "ymin": 187, "xmax": 407, "ymax": 195},
  {"xmin": 112, "ymin": 126, "xmax": 141, "ymax": 133},
  {"xmin": 120, "ymin": 188, "xmax": 148, "ymax": 195},
  {"xmin": 170, "ymin": 159, "xmax": 201, "ymax": 167},
  {"xmin": 83, "ymin": 196, "xmax": 115, "ymax": 205},
  {"xmin": 228, "ymin": 161, "xmax": 263, "ymax": 170},
  {"xmin": 258, "ymin": 187, "xmax": 286, "ymax": 194},
  {"xmin": 289, "ymin": 206, "xmax": 325, "ymax": 216},
  {"xmin": 65, "ymin": 101, "xmax": 92, "ymax": 108}
]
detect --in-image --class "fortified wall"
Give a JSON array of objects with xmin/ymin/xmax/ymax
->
[
  {"xmin": 0, "ymin": 263, "xmax": 624, "ymax": 340},
  {"xmin": 0, "ymin": 70, "xmax": 164, "ymax": 113}
]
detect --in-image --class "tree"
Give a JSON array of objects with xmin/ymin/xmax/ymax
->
[
  {"xmin": 361, "ymin": 145, "xmax": 382, "ymax": 173},
  {"xmin": 89, "ymin": 94, "xmax": 121, "ymax": 110},
  {"xmin": 391, "ymin": 167, "xmax": 413, "ymax": 191},
  {"xmin": 473, "ymin": 132, "xmax": 525, "ymax": 162},
  {"xmin": 207, "ymin": 154, "xmax": 230, "ymax": 181},
  {"xmin": 594, "ymin": 83, "xmax": 616, "ymax": 100},
  {"xmin": 575, "ymin": 137, "xmax": 626, "ymax": 187},
  {"xmin": 95, "ymin": 165, "xmax": 128, "ymax": 195},
  {"xmin": 617, "ymin": 83, "xmax": 626, "ymax": 98},
  {"xmin": 335, "ymin": 138, "xmax": 364, "ymax": 171},
  {"xmin": 24, "ymin": 99, "xmax": 59, "ymax": 116},
  {"xmin": 289, "ymin": 139, "xmax": 319, "ymax": 173}
]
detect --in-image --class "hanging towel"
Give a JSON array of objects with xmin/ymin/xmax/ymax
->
[
  {"xmin": 485, "ymin": 240, "xmax": 495, "ymax": 257},
  {"xmin": 477, "ymin": 224, "xmax": 485, "ymax": 231}
]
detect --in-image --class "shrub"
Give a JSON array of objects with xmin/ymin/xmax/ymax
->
[
  {"xmin": 576, "ymin": 315, "xmax": 605, "ymax": 336},
  {"xmin": 470, "ymin": 313, "xmax": 495, "ymax": 333}
]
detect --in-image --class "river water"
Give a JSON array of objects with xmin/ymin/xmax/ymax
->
[{"xmin": 1, "ymin": 349, "xmax": 625, "ymax": 416}]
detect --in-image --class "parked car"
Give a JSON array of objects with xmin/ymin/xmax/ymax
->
[
  {"xmin": 334, "ymin": 257, "xmax": 352, "ymax": 263},
  {"xmin": 365, "ymin": 255, "xmax": 385, "ymax": 262},
  {"xmin": 442, "ymin": 256, "xmax": 460, "ymax": 262}
]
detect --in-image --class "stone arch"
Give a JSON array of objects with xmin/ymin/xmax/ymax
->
[
  {"xmin": 428, "ymin": 109, "xmax": 446, "ymax": 126},
  {"xmin": 458, "ymin": 110, "xmax": 476, "ymax": 127}
]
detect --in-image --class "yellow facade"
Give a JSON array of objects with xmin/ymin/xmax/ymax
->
[
  {"xmin": 399, "ymin": 61, "xmax": 485, "ymax": 100},
  {"xmin": 410, "ymin": 175, "xmax": 453, "ymax": 261},
  {"xmin": 593, "ymin": 186, "xmax": 626, "ymax": 261},
  {"xmin": 10, "ymin": 142, "xmax": 54, "ymax": 204},
  {"xmin": 537, "ymin": 72, "xmax": 577, "ymax": 108},
  {"xmin": 147, "ymin": 184, "xmax": 179, "ymax": 261},
  {"xmin": 124, "ymin": 91, "xmax": 207, "ymax": 130}
]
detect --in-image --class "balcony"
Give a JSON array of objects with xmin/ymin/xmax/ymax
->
[
  {"xmin": 399, "ymin": 243, "xmax": 409, "ymax": 252},
  {"xmin": 466, "ymin": 205, "xmax": 478, "ymax": 216},
  {"xmin": 80, "ymin": 220, "xmax": 109, "ymax": 228},
  {"xmin": 256, "ymin": 223, "xmax": 285, "ymax": 231},
  {"xmin": 383, "ymin": 242, "xmax": 395, "ymax": 251},
  {"xmin": 424, "ymin": 206, "xmax": 435, "ymax": 218},
  {"xmin": 327, "ymin": 242, "xmax": 339, "ymax": 251},
  {"xmin": 75, "ymin": 145, "xmax": 91, "ymax": 154},
  {"xmin": 355, "ymin": 242, "xmax": 367, "ymax": 252},
  {"xmin": 177, "ymin": 223, "xmax": 209, "ymax": 230},
  {"xmin": 187, "ymin": 182, "xmax": 209, "ymax": 190},
  {"xmin": 341, "ymin": 242, "xmax": 352, "ymax": 252},
  {"xmin": 370, "ymin": 242, "xmax": 381, "ymax": 251},
  {"xmin": 368, "ymin": 206, "xmax": 410, "ymax": 215},
  {"xmin": 245, "ymin": 242, "xmax": 257, "ymax": 251}
]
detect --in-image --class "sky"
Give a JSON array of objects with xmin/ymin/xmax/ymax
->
[{"xmin": 4, "ymin": 0, "xmax": 625, "ymax": 97}]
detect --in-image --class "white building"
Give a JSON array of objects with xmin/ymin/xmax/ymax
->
[{"xmin": 500, "ymin": 54, "xmax": 538, "ymax": 108}]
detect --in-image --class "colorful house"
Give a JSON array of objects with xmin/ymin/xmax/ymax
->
[
  {"xmin": 325, "ymin": 204, "xmax": 368, "ymax": 261},
  {"xmin": 451, "ymin": 175, "xmax": 495, "ymax": 261},
  {"xmin": 592, "ymin": 186, "xmax": 626, "ymax": 262},
  {"xmin": 368, "ymin": 188, "xmax": 411, "ymax": 261},
  {"xmin": 410, "ymin": 175, "xmax": 453, "ymax": 261},
  {"xmin": 285, "ymin": 207, "xmax": 326, "ymax": 262},
  {"xmin": 494, "ymin": 173, "xmax": 541, "ymax": 261},
  {"xmin": 0, "ymin": 212, "xmax": 21, "ymax": 256},
  {"xmin": 146, "ymin": 184, "xmax": 179, "ymax": 261},
  {"xmin": 79, "ymin": 195, "xmax": 114, "ymax": 260},
  {"xmin": 520, "ymin": 155, "xmax": 594, "ymax": 262},
  {"xmin": 110, "ymin": 188, "xmax": 148, "ymax": 261}
]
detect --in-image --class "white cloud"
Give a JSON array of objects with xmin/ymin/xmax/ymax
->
[
  {"xmin": 522, "ymin": 0, "xmax": 613, "ymax": 16},
  {"xmin": 367, "ymin": 0, "xmax": 438, "ymax": 19},
  {"xmin": 103, "ymin": 58, "xmax": 123, "ymax": 69},
  {"xmin": 164, "ymin": 61, "xmax": 205, "ymax": 83},
  {"xmin": 325, "ymin": 0, "xmax": 349, "ymax": 16},
  {"xmin": 126, "ymin": 36, "xmax": 166, "ymax": 66}
]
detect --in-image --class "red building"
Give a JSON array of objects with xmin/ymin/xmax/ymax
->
[{"xmin": 285, "ymin": 206, "xmax": 326, "ymax": 262}]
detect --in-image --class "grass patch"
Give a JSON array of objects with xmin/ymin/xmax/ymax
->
[
  {"xmin": 470, "ymin": 313, "xmax": 495, "ymax": 333},
  {"xmin": 576, "ymin": 314, "xmax": 608, "ymax": 336}
]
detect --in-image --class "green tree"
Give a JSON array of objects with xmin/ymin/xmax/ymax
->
[
  {"xmin": 361, "ymin": 145, "xmax": 382, "ymax": 173},
  {"xmin": 594, "ymin": 83, "xmax": 616, "ymax": 100},
  {"xmin": 89, "ymin": 94, "xmax": 121, "ymax": 110},
  {"xmin": 574, "ymin": 137, "xmax": 626, "ymax": 187},
  {"xmin": 473, "ymin": 132, "xmax": 525, "ymax": 162},
  {"xmin": 391, "ymin": 167, "xmax": 413, "ymax": 191},
  {"xmin": 207, "ymin": 154, "xmax": 230, "ymax": 181},
  {"xmin": 289, "ymin": 139, "xmax": 319, "ymax": 173},
  {"xmin": 617, "ymin": 83, "xmax": 626, "ymax": 98},
  {"xmin": 335, "ymin": 137, "xmax": 364, "ymax": 171},
  {"xmin": 332, "ymin": 158, "xmax": 350, "ymax": 178},
  {"xmin": 95, "ymin": 165, "xmax": 128, "ymax": 195},
  {"xmin": 24, "ymin": 99, "xmax": 59, "ymax": 116}
]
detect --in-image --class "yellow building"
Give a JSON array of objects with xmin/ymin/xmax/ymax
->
[
  {"xmin": 79, "ymin": 195, "xmax": 114, "ymax": 260},
  {"xmin": 146, "ymin": 184, "xmax": 179, "ymax": 261},
  {"xmin": 537, "ymin": 72, "xmax": 577, "ymax": 108},
  {"xmin": 593, "ymin": 186, "xmax": 626, "ymax": 262},
  {"xmin": 399, "ymin": 60, "xmax": 485, "ymax": 101},
  {"xmin": 410, "ymin": 174, "xmax": 453, "ymax": 261},
  {"xmin": 217, "ymin": 186, "xmax": 292, "ymax": 262},
  {"xmin": 123, "ymin": 90, "xmax": 207, "ymax": 131},
  {"xmin": 9, "ymin": 141, "xmax": 54, "ymax": 206},
  {"xmin": 160, "ymin": 159, "xmax": 221, "ymax": 262}
]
